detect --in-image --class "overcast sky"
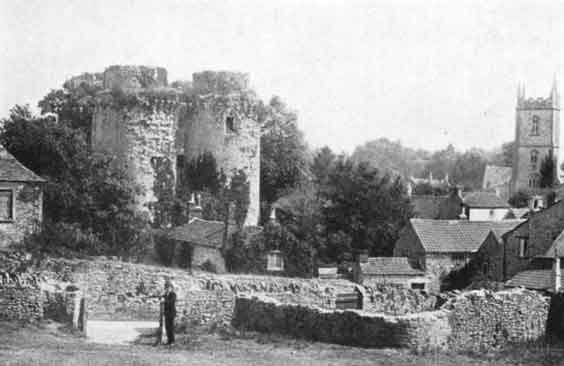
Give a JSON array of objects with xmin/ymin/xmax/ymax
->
[{"xmin": 1, "ymin": 0, "xmax": 564, "ymax": 153}]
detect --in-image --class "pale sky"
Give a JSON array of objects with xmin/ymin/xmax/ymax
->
[{"xmin": 2, "ymin": 0, "xmax": 564, "ymax": 153}]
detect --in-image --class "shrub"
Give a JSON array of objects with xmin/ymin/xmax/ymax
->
[
  {"xmin": 18, "ymin": 221, "xmax": 105, "ymax": 259},
  {"xmin": 154, "ymin": 236, "xmax": 176, "ymax": 266}
]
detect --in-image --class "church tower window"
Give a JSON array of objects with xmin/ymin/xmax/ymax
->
[
  {"xmin": 530, "ymin": 150, "xmax": 539, "ymax": 170},
  {"xmin": 531, "ymin": 115, "xmax": 540, "ymax": 135}
]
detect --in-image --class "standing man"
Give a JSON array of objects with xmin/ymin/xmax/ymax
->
[{"xmin": 163, "ymin": 279, "xmax": 176, "ymax": 345}]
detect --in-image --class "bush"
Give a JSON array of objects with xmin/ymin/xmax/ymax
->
[
  {"xmin": 19, "ymin": 222, "xmax": 105, "ymax": 259},
  {"xmin": 154, "ymin": 236, "xmax": 176, "ymax": 266}
]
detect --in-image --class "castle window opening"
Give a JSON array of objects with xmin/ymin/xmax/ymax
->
[
  {"xmin": 528, "ymin": 174, "xmax": 539, "ymax": 188},
  {"xmin": 531, "ymin": 115, "xmax": 540, "ymax": 135},
  {"xmin": 0, "ymin": 189, "xmax": 14, "ymax": 221},
  {"xmin": 226, "ymin": 116, "xmax": 235, "ymax": 132},
  {"xmin": 530, "ymin": 150, "xmax": 539, "ymax": 169}
]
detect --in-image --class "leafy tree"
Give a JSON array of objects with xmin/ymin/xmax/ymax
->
[
  {"xmin": 450, "ymin": 149, "xmax": 488, "ymax": 190},
  {"xmin": 508, "ymin": 190, "xmax": 531, "ymax": 208},
  {"xmin": 351, "ymin": 137, "xmax": 429, "ymax": 177},
  {"xmin": 0, "ymin": 105, "xmax": 149, "ymax": 258},
  {"xmin": 540, "ymin": 151, "xmax": 556, "ymax": 188},
  {"xmin": 319, "ymin": 157, "xmax": 413, "ymax": 258},
  {"xmin": 38, "ymin": 81, "xmax": 102, "ymax": 140},
  {"xmin": 311, "ymin": 146, "xmax": 336, "ymax": 186},
  {"xmin": 422, "ymin": 144, "xmax": 458, "ymax": 180},
  {"xmin": 260, "ymin": 96, "xmax": 309, "ymax": 205}
]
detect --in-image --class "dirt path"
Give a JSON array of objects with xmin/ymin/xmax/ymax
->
[{"xmin": 86, "ymin": 320, "xmax": 159, "ymax": 345}]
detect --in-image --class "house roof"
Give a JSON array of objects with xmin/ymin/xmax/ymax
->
[
  {"xmin": 505, "ymin": 208, "xmax": 530, "ymax": 220},
  {"xmin": 0, "ymin": 145, "xmax": 45, "ymax": 183},
  {"xmin": 411, "ymin": 195, "xmax": 446, "ymax": 219},
  {"xmin": 482, "ymin": 165, "xmax": 512, "ymax": 190},
  {"xmin": 360, "ymin": 257, "xmax": 425, "ymax": 276},
  {"xmin": 409, "ymin": 219, "xmax": 525, "ymax": 253},
  {"xmin": 463, "ymin": 191, "xmax": 510, "ymax": 208},
  {"xmin": 168, "ymin": 218, "xmax": 235, "ymax": 248},
  {"xmin": 543, "ymin": 229, "xmax": 564, "ymax": 258},
  {"xmin": 506, "ymin": 269, "xmax": 563, "ymax": 292}
]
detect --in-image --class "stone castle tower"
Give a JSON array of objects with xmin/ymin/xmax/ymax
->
[
  {"xmin": 512, "ymin": 79, "xmax": 562, "ymax": 193},
  {"xmin": 91, "ymin": 66, "xmax": 260, "ymax": 226}
]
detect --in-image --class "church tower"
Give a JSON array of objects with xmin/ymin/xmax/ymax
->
[{"xmin": 512, "ymin": 79, "xmax": 561, "ymax": 193}]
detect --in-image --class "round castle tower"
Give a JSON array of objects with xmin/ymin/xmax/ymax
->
[
  {"xmin": 92, "ymin": 65, "xmax": 183, "ymax": 214},
  {"xmin": 180, "ymin": 71, "xmax": 261, "ymax": 226}
]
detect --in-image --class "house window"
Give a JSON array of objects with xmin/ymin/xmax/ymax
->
[
  {"xmin": 489, "ymin": 209, "xmax": 495, "ymax": 219},
  {"xmin": 225, "ymin": 116, "xmax": 235, "ymax": 132},
  {"xmin": 411, "ymin": 282, "xmax": 425, "ymax": 290},
  {"xmin": 267, "ymin": 251, "xmax": 284, "ymax": 271},
  {"xmin": 482, "ymin": 262, "xmax": 488, "ymax": 276},
  {"xmin": 531, "ymin": 116, "xmax": 540, "ymax": 135},
  {"xmin": 0, "ymin": 189, "xmax": 14, "ymax": 221},
  {"xmin": 518, "ymin": 237, "xmax": 528, "ymax": 258}
]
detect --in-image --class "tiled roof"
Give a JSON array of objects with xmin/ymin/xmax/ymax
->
[
  {"xmin": 543, "ymin": 229, "xmax": 564, "ymax": 258},
  {"xmin": 463, "ymin": 191, "xmax": 510, "ymax": 208},
  {"xmin": 411, "ymin": 195, "xmax": 446, "ymax": 219},
  {"xmin": 506, "ymin": 269, "xmax": 563, "ymax": 292},
  {"xmin": 168, "ymin": 218, "xmax": 234, "ymax": 248},
  {"xmin": 505, "ymin": 208, "xmax": 530, "ymax": 219},
  {"xmin": 360, "ymin": 257, "xmax": 425, "ymax": 276},
  {"xmin": 410, "ymin": 219, "xmax": 524, "ymax": 253},
  {"xmin": 0, "ymin": 145, "xmax": 45, "ymax": 183},
  {"xmin": 482, "ymin": 165, "xmax": 512, "ymax": 190}
]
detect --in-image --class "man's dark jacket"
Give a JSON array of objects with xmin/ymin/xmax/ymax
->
[{"xmin": 164, "ymin": 291, "xmax": 176, "ymax": 318}]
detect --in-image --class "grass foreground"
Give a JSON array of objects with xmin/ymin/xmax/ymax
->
[{"xmin": 0, "ymin": 320, "xmax": 563, "ymax": 366}]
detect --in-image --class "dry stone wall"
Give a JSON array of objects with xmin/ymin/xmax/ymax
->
[
  {"xmin": 445, "ymin": 289, "xmax": 550, "ymax": 352},
  {"xmin": 232, "ymin": 295, "xmax": 451, "ymax": 351},
  {"xmin": 36, "ymin": 258, "xmax": 356, "ymax": 321},
  {"xmin": 232, "ymin": 289, "xmax": 551, "ymax": 352},
  {"xmin": 363, "ymin": 284, "xmax": 436, "ymax": 315},
  {"xmin": 0, "ymin": 273, "xmax": 43, "ymax": 321}
]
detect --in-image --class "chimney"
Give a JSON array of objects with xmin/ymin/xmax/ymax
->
[
  {"xmin": 189, "ymin": 192, "xmax": 203, "ymax": 220},
  {"xmin": 555, "ymin": 248, "xmax": 561, "ymax": 293}
]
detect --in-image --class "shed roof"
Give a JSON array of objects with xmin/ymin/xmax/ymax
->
[
  {"xmin": 409, "ymin": 219, "xmax": 524, "ymax": 253},
  {"xmin": 506, "ymin": 269, "xmax": 563, "ymax": 292},
  {"xmin": 482, "ymin": 165, "xmax": 512, "ymax": 189},
  {"xmin": 463, "ymin": 191, "xmax": 509, "ymax": 208},
  {"xmin": 360, "ymin": 257, "xmax": 424, "ymax": 276},
  {"xmin": 0, "ymin": 145, "xmax": 45, "ymax": 183}
]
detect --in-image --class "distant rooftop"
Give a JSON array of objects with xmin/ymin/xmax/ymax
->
[
  {"xmin": 360, "ymin": 257, "xmax": 424, "ymax": 277},
  {"xmin": 0, "ymin": 145, "xmax": 45, "ymax": 183},
  {"xmin": 463, "ymin": 191, "xmax": 510, "ymax": 208}
]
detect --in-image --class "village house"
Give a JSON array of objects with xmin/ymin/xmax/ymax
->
[
  {"xmin": 0, "ymin": 145, "xmax": 45, "ymax": 249},
  {"xmin": 501, "ymin": 198, "xmax": 564, "ymax": 281},
  {"xmin": 393, "ymin": 219, "xmax": 524, "ymax": 292},
  {"xmin": 505, "ymin": 230, "xmax": 564, "ymax": 293},
  {"xmin": 353, "ymin": 254, "xmax": 428, "ymax": 290},
  {"xmin": 461, "ymin": 191, "xmax": 511, "ymax": 221},
  {"xmin": 410, "ymin": 187, "xmax": 463, "ymax": 219}
]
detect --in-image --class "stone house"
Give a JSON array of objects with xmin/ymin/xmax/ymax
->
[
  {"xmin": 501, "ymin": 199, "xmax": 564, "ymax": 281},
  {"xmin": 353, "ymin": 256, "xmax": 428, "ymax": 291},
  {"xmin": 168, "ymin": 217, "xmax": 236, "ymax": 273},
  {"xmin": 462, "ymin": 191, "xmax": 510, "ymax": 221},
  {"xmin": 393, "ymin": 219, "xmax": 524, "ymax": 292},
  {"xmin": 0, "ymin": 145, "xmax": 45, "ymax": 249},
  {"xmin": 506, "ymin": 231, "xmax": 564, "ymax": 293}
]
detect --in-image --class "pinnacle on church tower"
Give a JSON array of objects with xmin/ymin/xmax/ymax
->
[{"xmin": 551, "ymin": 74, "xmax": 559, "ymax": 109}]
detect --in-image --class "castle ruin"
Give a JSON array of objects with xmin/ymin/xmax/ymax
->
[{"xmin": 90, "ymin": 65, "xmax": 260, "ymax": 226}]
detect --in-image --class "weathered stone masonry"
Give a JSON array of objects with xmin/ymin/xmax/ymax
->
[
  {"xmin": 232, "ymin": 289, "xmax": 550, "ymax": 352},
  {"xmin": 91, "ymin": 66, "xmax": 261, "ymax": 225}
]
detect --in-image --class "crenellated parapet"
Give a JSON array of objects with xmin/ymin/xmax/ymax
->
[{"xmin": 517, "ymin": 96, "xmax": 558, "ymax": 110}]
